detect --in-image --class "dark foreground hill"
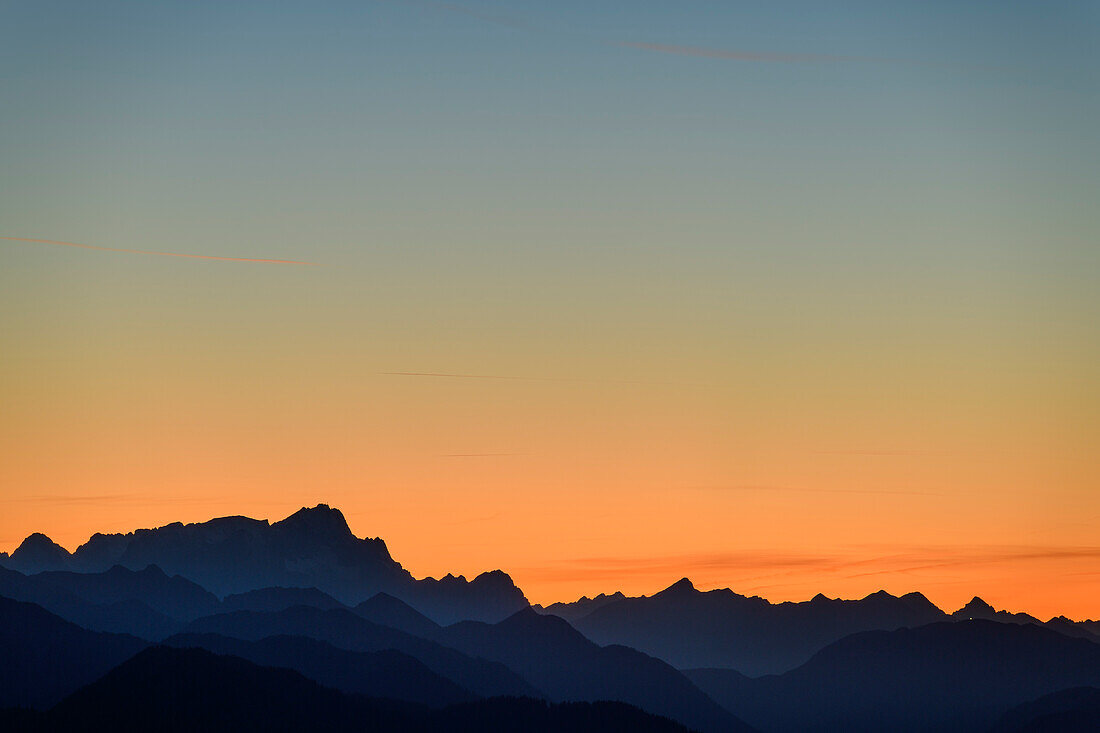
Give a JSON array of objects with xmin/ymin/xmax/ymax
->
[
  {"xmin": 991, "ymin": 687, "xmax": 1100, "ymax": 733},
  {"xmin": 0, "ymin": 596, "xmax": 146, "ymax": 709},
  {"xmin": 686, "ymin": 620, "xmax": 1100, "ymax": 733},
  {"xmin": 0, "ymin": 646, "xmax": 693, "ymax": 733}
]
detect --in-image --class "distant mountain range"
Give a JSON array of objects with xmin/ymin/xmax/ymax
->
[
  {"xmin": 537, "ymin": 577, "xmax": 1100, "ymax": 675},
  {"xmin": 3, "ymin": 504, "xmax": 1100, "ymax": 733},
  {"xmin": 685, "ymin": 620, "xmax": 1100, "ymax": 732},
  {"xmin": 0, "ymin": 504, "xmax": 527, "ymax": 624},
  {"xmin": 432, "ymin": 607, "xmax": 752, "ymax": 733}
]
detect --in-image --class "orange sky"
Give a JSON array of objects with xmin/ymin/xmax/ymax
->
[{"xmin": 1, "ymin": 350, "xmax": 1096, "ymax": 620}]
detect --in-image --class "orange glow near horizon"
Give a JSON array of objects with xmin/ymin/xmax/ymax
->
[
  {"xmin": 1, "ymin": 361, "xmax": 1096, "ymax": 621},
  {"xmin": 2, "ymin": 497, "xmax": 1097, "ymax": 621}
]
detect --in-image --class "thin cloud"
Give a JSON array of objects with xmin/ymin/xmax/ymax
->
[
  {"xmin": 841, "ymin": 546, "xmax": 1100, "ymax": 580},
  {"xmin": 397, "ymin": 0, "xmax": 531, "ymax": 30},
  {"xmin": 1, "ymin": 236, "xmax": 318, "ymax": 265},
  {"xmin": 388, "ymin": 1, "xmax": 987, "ymax": 72},
  {"xmin": 616, "ymin": 41, "xmax": 895, "ymax": 66},
  {"xmin": 0, "ymin": 493, "xmax": 140, "ymax": 505},
  {"xmin": 705, "ymin": 483, "xmax": 944, "ymax": 497},
  {"xmin": 521, "ymin": 544, "xmax": 1100, "ymax": 598},
  {"xmin": 518, "ymin": 551, "xmax": 838, "ymax": 585},
  {"xmin": 379, "ymin": 371, "xmax": 551, "ymax": 381},
  {"xmin": 377, "ymin": 371, "xmax": 688, "ymax": 386},
  {"xmin": 810, "ymin": 450, "xmax": 947, "ymax": 457},
  {"xmin": 440, "ymin": 452, "xmax": 523, "ymax": 457}
]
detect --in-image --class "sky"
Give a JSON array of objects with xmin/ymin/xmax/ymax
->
[{"xmin": 1, "ymin": 0, "xmax": 1098, "ymax": 619}]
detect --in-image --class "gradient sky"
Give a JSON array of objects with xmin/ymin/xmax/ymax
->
[{"xmin": 2, "ymin": 1, "xmax": 1098, "ymax": 620}]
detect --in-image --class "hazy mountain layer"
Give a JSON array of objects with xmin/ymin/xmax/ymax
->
[
  {"xmin": 686, "ymin": 620, "xmax": 1100, "ymax": 732},
  {"xmin": 552, "ymin": 577, "xmax": 1099, "ymax": 675},
  {"xmin": 1, "ymin": 645, "xmax": 693, "ymax": 733}
]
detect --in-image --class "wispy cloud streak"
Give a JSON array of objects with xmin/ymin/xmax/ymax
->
[
  {"xmin": 616, "ymin": 41, "xmax": 895, "ymax": 66},
  {"xmin": 405, "ymin": 0, "xmax": 530, "ymax": 30},
  {"xmin": 1, "ymin": 236, "xmax": 318, "ymax": 265},
  {"xmin": 706, "ymin": 483, "xmax": 944, "ymax": 497},
  {"xmin": 377, "ymin": 371, "xmax": 688, "ymax": 386},
  {"xmin": 389, "ymin": 1, "xmax": 978, "ymax": 71},
  {"xmin": 379, "ymin": 371, "xmax": 550, "ymax": 381},
  {"xmin": 520, "ymin": 544, "xmax": 1100, "ymax": 594}
]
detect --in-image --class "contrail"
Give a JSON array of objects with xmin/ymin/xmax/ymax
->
[{"xmin": 1, "ymin": 236, "xmax": 318, "ymax": 265}]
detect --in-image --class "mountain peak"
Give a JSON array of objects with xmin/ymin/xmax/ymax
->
[
  {"xmin": 14, "ymin": 532, "xmax": 67, "ymax": 554},
  {"xmin": 272, "ymin": 504, "xmax": 353, "ymax": 540},
  {"xmin": 656, "ymin": 577, "xmax": 697, "ymax": 597},
  {"xmin": 471, "ymin": 569, "xmax": 519, "ymax": 589},
  {"xmin": 9, "ymin": 532, "xmax": 72, "ymax": 572},
  {"xmin": 955, "ymin": 596, "xmax": 996, "ymax": 618},
  {"xmin": 499, "ymin": 605, "xmax": 580, "ymax": 637}
]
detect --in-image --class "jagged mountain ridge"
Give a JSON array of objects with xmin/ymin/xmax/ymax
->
[
  {"xmin": 5, "ymin": 505, "xmax": 1097, "ymax": 653},
  {"xmin": 0, "ymin": 504, "xmax": 528, "ymax": 623},
  {"xmin": 546, "ymin": 578, "xmax": 1100, "ymax": 675}
]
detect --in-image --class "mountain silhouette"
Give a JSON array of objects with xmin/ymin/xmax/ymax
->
[
  {"xmin": 20, "ymin": 645, "xmax": 418, "ymax": 733},
  {"xmin": 992, "ymin": 687, "xmax": 1100, "ymax": 733},
  {"xmin": 432, "ymin": 607, "xmax": 754, "ymax": 733},
  {"xmin": 0, "ymin": 563, "xmax": 219, "ymax": 639},
  {"xmin": 952, "ymin": 596, "xmax": 1042, "ymax": 625},
  {"xmin": 534, "ymin": 591, "xmax": 627, "ymax": 622},
  {"xmin": 0, "ymin": 565, "xmax": 173, "ymax": 639},
  {"xmin": 1045, "ymin": 615, "xmax": 1100, "ymax": 642},
  {"xmin": 6, "ymin": 533, "xmax": 72, "ymax": 574},
  {"xmin": 422, "ymin": 697, "xmax": 694, "ymax": 732},
  {"xmin": 162, "ymin": 632, "xmax": 474, "ymax": 706},
  {"xmin": 0, "ymin": 596, "xmax": 147, "ymax": 709},
  {"xmin": 1, "ymin": 504, "xmax": 529, "ymax": 623},
  {"xmin": 565, "ymin": 578, "xmax": 947, "ymax": 675},
  {"xmin": 31, "ymin": 564, "xmax": 220, "ymax": 620},
  {"xmin": 221, "ymin": 586, "xmax": 345, "ymax": 613},
  {"xmin": 686, "ymin": 620, "xmax": 1100, "ymax": 732},
  {"xmin": 401, "ymin": 569, "xmax": 531, "ymax": 625},
  {"xmin": 0, "ymin": 645, "xmax": 692, "ymax": 733},
  {"xmin": 354, "ymin": 592, "xmax": 441, "ymax": 636},
  {"xmin": 181, "ymin": 604, "xmax": 540, "ymax": 699}
]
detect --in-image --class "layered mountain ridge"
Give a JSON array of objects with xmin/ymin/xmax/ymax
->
[
  {"xmin": 3, "ymin": 504, "xmax": 1097, "ymax": 672},
  {"xmin": 0, "ymin": 504, "xmax": 527, "ymax": 624},
  {"xmin": 538, "ymin": 577, "xmax": 1099, "ymax": 675}
]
